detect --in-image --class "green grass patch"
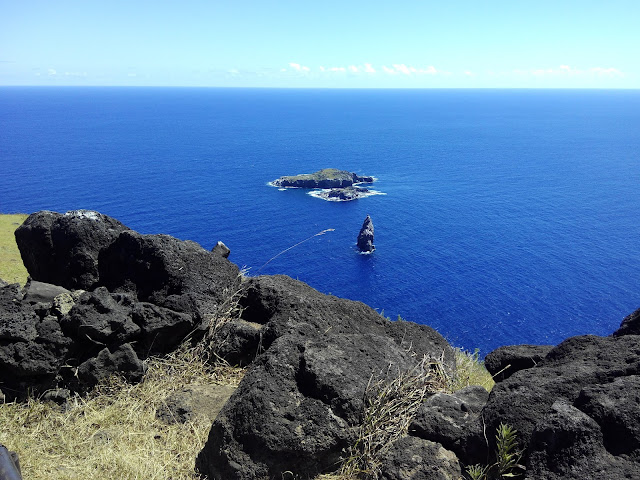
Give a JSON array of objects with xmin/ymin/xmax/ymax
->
[{"xmin": 0, "ymin": 213, "xmax": 29, "ymax": 285}]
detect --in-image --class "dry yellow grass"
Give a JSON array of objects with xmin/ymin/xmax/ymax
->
[
  {"xmin": 0, "ymin": 347, "xmax": 245, "ymax": 480},
  {"xmin": 452, "ymin": 348, "xmax": 495, "ymax": 392},
  {"xmin": 0, "ymin": 213, "xmax": 28, "ymax": 285}
]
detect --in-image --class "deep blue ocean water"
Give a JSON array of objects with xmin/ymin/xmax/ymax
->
[{"xmin": 1, "ymin": 87, "xmax": 639, "ymax": 355}]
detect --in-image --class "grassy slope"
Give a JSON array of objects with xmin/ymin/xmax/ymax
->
[
  {"xmin": 0, "ymin": 214, "xmax": 29, "ymax": 285},
  {"xmin": 0, "ymin": 348, "xmax": 245, "ymax": 480}
]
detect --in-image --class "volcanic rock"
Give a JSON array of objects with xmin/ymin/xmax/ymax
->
[
  {"xmin": 15, "ymin": 210, "xmax": 129, "ymax": 290},
  {"xmin": 76, "ymin": 343, "xmax": 145, "ymax": 388},
  {"xmin": 525, "ymin": 401, "xmax": 638, "ymax": 479},
  {"xmin": 484, "ymin": 344, "xmax": 552, "ymax": 382},
  {"xmin": 613, "ymin": 307, "xmax": 640, "ymax": 336},
  {"xmin": 196, "ymin": 274, "xmax": 455, "ymax": 480},
  {"xmin": 357, "ymin": 215, "xmax": 375, "ymax": 252},
  {"xmin": 211, "ymin": 240, "xmax": 231, "ymax": 258},
  {"xmin": 483, "ymin": 333, "xmax": 640, "ymax": 474},
  {"xmin": 0, "ymin": 283, "xmax": 71, "ymax": 400},
  {"xmin": 409, "ymin": 386, "xmax": 490, "ymax": 465},
  {"xmin": 98, "ymin": 230, "xmax": 240, "ymax": 321},
  {"xmin": 21, "ymin": 279, "xmax": 70, "ymax": 306}
]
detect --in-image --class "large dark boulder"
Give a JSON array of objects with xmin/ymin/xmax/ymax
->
[
  {"xmin": 98, "ymin": 230, "xmax": 240, "ymax": 321},
  {"xmin": 409, "ymin": 386, "xmax": 490, "ymax": 465},
  {"xmin": 484, "ymin": 344, "xmax": 552, "ymax": 382},
  {"xmin": 574, "ymin": 375, "xmax": 640, "ymax": 461},
  {"xmin": 197, "ymin": 329, "xmax": 452, "ymax": 480},
  {"xmin": 196, "ymin": 276, "xmax": 455, "ymax": 480},
  {"xmin": 15, "ymin": 210, "xmax": 129, "ymax": 290},
  {"xmin": 525, "ymin": 401, "xmax": 638, "ymax": 480},
  {"xmin": 234, "ymin": 275, "xmax": 453, "ymax": 366},
  {"xmin": 483, "ymin": 333, "xmax": 640, "ymax": 474},
  {"xmin": 1, "ymin": 281, "xmax": 214, "ymax": 399}
]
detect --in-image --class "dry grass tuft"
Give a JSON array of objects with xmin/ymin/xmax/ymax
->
[
  {"xmin": 339, "ymin": 354, "xmax": 450, "ymax": 479},
  {"xmin": 0, "ymin": 345, "xmax": 245, "ymax": 480},
  {"xmin": 194, "ymin": 281, "xmax": 248, "ymax": 362},
  {"xmin": 0, "ymin": 213, "xmax": 28, "ymax": 285},
  {"xmin": 451, "ymin": 348, "xmax": 495, "ymax": 392}
]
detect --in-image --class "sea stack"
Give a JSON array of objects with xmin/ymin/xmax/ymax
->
[{"xmin": 357, "ymin": 215, "xmax": 375, "ymax": 253}]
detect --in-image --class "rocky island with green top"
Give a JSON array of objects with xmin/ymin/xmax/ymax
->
[{"xmin": 271, "ymin": 168, "xmax": 380, "ymax": 201}]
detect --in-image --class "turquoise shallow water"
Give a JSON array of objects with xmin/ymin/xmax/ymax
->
[{"xmin": 2, "ymin": 87, "xmax": 640, "ymax": 355}]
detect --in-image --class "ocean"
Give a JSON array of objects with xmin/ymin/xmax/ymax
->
[{"xmin": 1, "ymin": 87, "xmax": 639, "ymax": 355}]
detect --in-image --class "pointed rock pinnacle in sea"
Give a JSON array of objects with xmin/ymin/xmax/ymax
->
[{"xmin": 357, "ymin": 215, "xmax": 375, "ymax": 253}]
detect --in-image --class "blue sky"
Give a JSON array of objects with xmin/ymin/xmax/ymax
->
[{"xmin": 1, "ymin": 0, "xmax": 638, "ymax": 88}]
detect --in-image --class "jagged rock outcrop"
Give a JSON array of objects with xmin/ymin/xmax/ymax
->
[
  {"xmin": 211, "ymin": 240, "xmax": 231, "ymax": 258},
  {"xmin": 483, "ymin": 332, "xmax": 640, "ymax": 479},
  {"xmin": 272, "ymin": 168, "xmax": 374, "ymax": 189},
  {"xmin": 613, "ymin": 306, "xmax": 640, "ymax": 336},
  {"xmin": 357, "ymin": 215, "xmax": 375, "ymax": 252},
  {"xmin": 2, "ymin": 210, "xmax": 241, "ymax": 400},
  {"xmin": 0, "ymin": 280, "xmax": 200, "ymax": 399},
  {"xmin": 525, "ymin": 400, "xmax": 637, "ymax": 479},
  {"xmin": 14, "ymin": 210, "xmax": 129, "ymax": 290},
  {"xmin": 0, "ymin": 283, "xmax": 71, "ymax": 399}
]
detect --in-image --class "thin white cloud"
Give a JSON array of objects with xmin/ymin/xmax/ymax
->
[
  {"xmin": 531, "ymin": 68, "xmax": 554, "ymax": 76},
  {"xmin": 348, "ymin": 65, "xmax": 359, "ymax": 73},
  {"xmin": 363, "ymin": 63, "xmax": 375, "ymax": 74},
  {"xmin": 65, "ymin": 71, "xmax": 87, "ymax": 77},
  {"xmin": 329, "ymin": 66, "xmax": 346, "ymax": 72},
  {"xmin": 523, "ymin": 65, "xmax": 624, "ymax": 77},
  {"xmin": 47, "ymin": 68, "xmax": 56, "ymax": 76},
  {"xmin": 393, "ymin": 64, "xmax": 412, "ymax": 75},
  {"xmin": 591, "ymin": 67, "xmax": 623, "ymax": 76},
  {"xmin": 289, "ymin": 62, "xmax": 310, "ymax": 73}
]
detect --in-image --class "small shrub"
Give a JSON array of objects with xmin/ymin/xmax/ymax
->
[{"xmin": 465, "ymin": 423, "xmax": 525, "ymax": 480}]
